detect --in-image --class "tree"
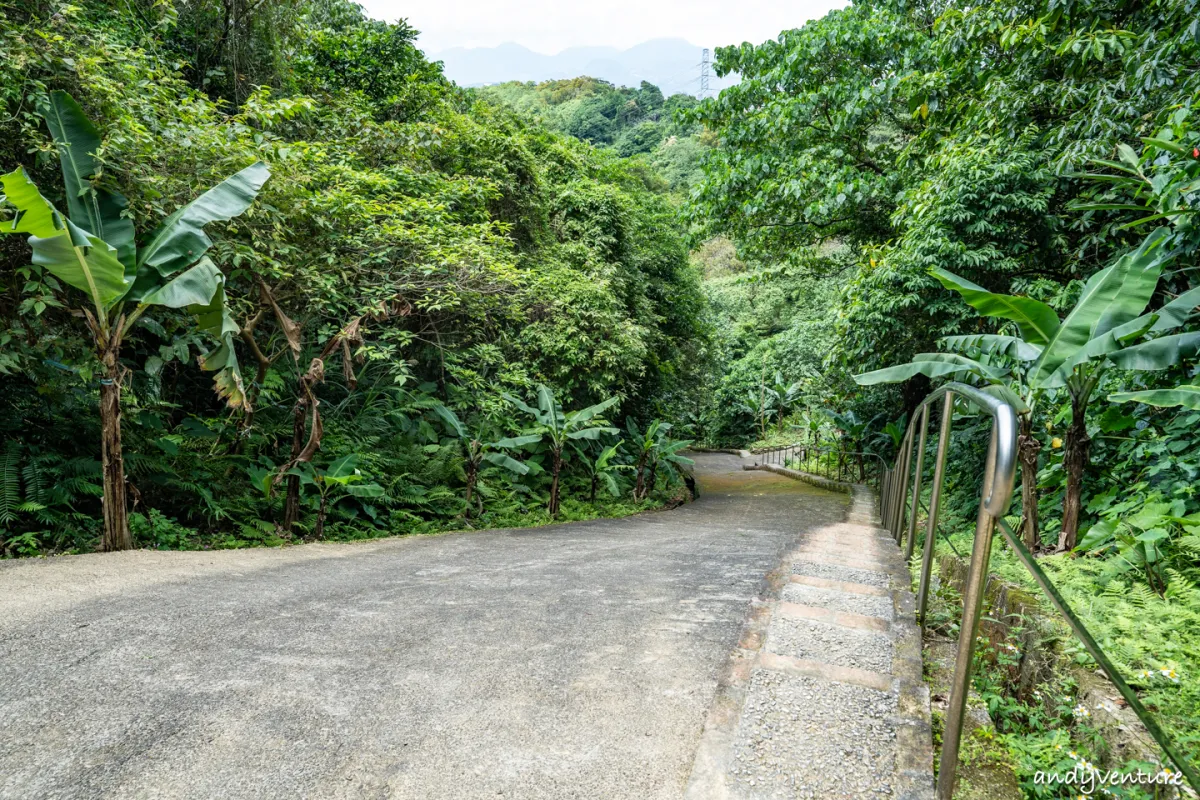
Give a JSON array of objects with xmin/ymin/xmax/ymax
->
[
  {"xmin": 288, "ymin": 454, "xmax": 384, "ymax": 539},
  {"xmin": 625, "ymin": 419, "xmax": 694, "ymax": 502},
  {"xmin": 503, "ymin": 385, "xmax": 619, "ymax": 517},
  {"xmin": 0, "ymin": 92, "xmax": 267, "ymax": 551},
  {"xmin": 570, "ymin": 441, "xmax": 628, "ymax": 502},
  {"xmin": 856, "ymin": 229, "xmax": 1200, "ymax": 549},
  {"xmin": 432, "ymin": 405, "xmax": 540, "ymax": 516},
  {"xmin": 766, "ymin": 372, "xmax": 805, "ymax": 435}
]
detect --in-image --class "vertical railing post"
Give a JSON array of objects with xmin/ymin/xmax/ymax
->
[
  {"xmin": 891, "ymin": 430, "xmax": 914, "ymax": 542},
  {"xmin": 937, "ymin": 423, "xmax": 999, "ymax": 800},
  {"xmin": 917, "ymin": 392, "xmax": 954, "ymax": 629},
  {"xmin": 880, "ymin": 470, "xmax": 891, "ymax": 532},
  {"xmin": 904, "ymin": 405, "xmax": 930, "ymax": 561}
]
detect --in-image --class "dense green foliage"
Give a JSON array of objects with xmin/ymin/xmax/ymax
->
[
  {"xmin": 479, "ymin": 77, "xmax": 709, "ymax": 195},
  {"xmin": 685, "ymin": 0, "xmax": 1200, "ymax": 785},
  {"xmin": 0, "ymin": 0, "xmax": 710, "ymax": 553}
]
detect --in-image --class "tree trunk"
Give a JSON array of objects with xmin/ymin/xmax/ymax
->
[
  {"xmin": 548, "ymin": 451, "xmax": 562, "ymax": 517},
  {"xmin": 1057, "ymin": 397, "xmax": 1091, "ymax": 552},
  {"xmin": 282, "ymin": 400, "xmax": 305, "ymax": 533},
  {"xmin": 590, "ymin": 474, "xmax": 598, "ymax": 503},
  {"xmin": 645, "ymin": 462, "xmax": 658, "ymax": 499},
  {"xmin": 1017, "ymin": 417, "xmax": 1042, "ymax": 549},
  {"xmin": 464, "ymin": 462, "xmax": 477, "ymax": 518},
  {"xmin": 633, "ymin": 452, "xmax": 649, "ymax": 501},
  {"xmin": 99, "ymin": 341, "xmax": 131, "ymax": 551},
  {"xmin": 315, "ymin": 492, "xmax": 327, "ymax": 539}
]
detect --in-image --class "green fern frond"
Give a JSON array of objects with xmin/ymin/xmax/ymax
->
[{"xmin": 0, "ymin": 441, "xmax": 23, "ymax": 527}]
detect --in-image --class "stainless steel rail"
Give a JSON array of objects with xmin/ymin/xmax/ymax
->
[
  {"xmin": 752, "ymin": 440, "xmax": 887, "ymax": 489},
  {"xmin": 878, "ymin": 381, "xmax": 1197, "ymax": 797},
  {"xmin": 879, "ymin": 382, "xmax": 1017, "ymax": 800}
]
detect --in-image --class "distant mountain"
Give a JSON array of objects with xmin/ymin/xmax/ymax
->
[{"xmin": 429, "ymin": 38, "xmax": 737, "ymax": 97}]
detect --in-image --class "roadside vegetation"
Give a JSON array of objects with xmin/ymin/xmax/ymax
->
[
  {"xmin": 683, "ymin": 0, "xmax": 1200, "ymax": 791},
  {"xmin": 0, "ymin": 0, "xmax": 707, "ymax": 555}
]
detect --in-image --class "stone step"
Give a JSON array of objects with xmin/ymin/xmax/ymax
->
[
  {"xmin": 781, "ymin": 582, "xmax": 895, "ymax": 621},
  {"xmin": 791, "ymin": 558, "xmax": 894, "ymax": 590},
  {"xmin": 765, "ymin": 614, "xmax": 893, "ymax": 674},
  {"xmin": 726, "ymin": 668, "xmax": 900, "ymax": 799}
]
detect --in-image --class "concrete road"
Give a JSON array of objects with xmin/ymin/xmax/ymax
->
[{"xmin": 0, "ymin": 454, "xmax": 846, "ymax": 800}]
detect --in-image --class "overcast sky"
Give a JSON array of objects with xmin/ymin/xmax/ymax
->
[{"xmin": 357, "ymin": 0, "xmax": 848, "ymax": 54}]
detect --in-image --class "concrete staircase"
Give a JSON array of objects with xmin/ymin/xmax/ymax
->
[{"xmin": 686, "ymin": 483, "xmax": 935, "ymax": 800}]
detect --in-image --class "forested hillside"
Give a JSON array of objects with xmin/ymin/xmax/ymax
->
[
  {"xmin": 685, "ymin": 0, "xmax": 1200, "ymax": 784},
  {"xmin": 0, "ymin": 0, "xmax": 710, "ymax": 554},
  {"xmin": 480, "ymin": 78, "xmax": 710, "ymax": 195}
]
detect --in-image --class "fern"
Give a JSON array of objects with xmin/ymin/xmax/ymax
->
[{"xmin": 0, "ymin": 440, "xmax": 21, "ymax": 526}]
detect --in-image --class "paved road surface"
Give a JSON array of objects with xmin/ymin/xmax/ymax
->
[{"xmin": 0, "ymin": 454, "xmax": 845, "ymax": 800}]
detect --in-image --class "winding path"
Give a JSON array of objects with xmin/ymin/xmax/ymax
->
[{"xmin": 0, "ymin": 453, "xmax": 929, "ymax": 800}]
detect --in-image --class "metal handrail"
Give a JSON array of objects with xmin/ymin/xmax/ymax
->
[
  {"xmin": 879, "ymin": 381, "xmax": 1198, "ymax": 797},
  {"xmin": 752, "ymin": 439, "xmax": 887, "ymax": 489}
]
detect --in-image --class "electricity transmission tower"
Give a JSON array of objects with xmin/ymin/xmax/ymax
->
[{"xmin": 699, "ymin": 48, "xmax": 710, "ymax": 99}]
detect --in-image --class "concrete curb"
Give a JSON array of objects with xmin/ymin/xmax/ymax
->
[{"xmin": 742, "ymin": 462, "xmax": 854, "ymax": 495}]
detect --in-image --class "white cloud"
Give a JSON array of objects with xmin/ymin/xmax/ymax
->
[{"xmin": 358, "ymin": 0, "xmax": 847, "ymax": 54}]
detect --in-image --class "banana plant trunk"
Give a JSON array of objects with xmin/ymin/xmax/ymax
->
[
  {"xmin": 548, "ymin": 450, "xmax": 562, "ymax": 517},
  {"xmin": 282, "ymin": 401, "xmax": 305, "ymax": 533},
  {"xmin": 98, "ymin": 332, "xmax": 132, "ymax": 552},
  {"xmin": 1017, "ymin": 416, "xmax": 1042, "ymax": 549},
  {"xmin": 464, "ymin": 460, "xmax": 478, "ymax": 517},
  {"xmin": 645, "ymin": 462, "xmax": 658, "ymax": 499},
  {"xmin": 1058, "ymin": 396, "xmax": 1091, "ymax": 552},
  {"xmin": 633, "ymin": 452, "xmax": 649, "ymax": 501},
  {"xmin": 315, "ymin": 492, "xmax": 327, "ymax": 539}
]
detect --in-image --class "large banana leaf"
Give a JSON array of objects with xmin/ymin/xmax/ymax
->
[
  {"xmin": 567, "ymin": 395, "xmax": 620, "ymax": 426},
  {"xmin": 0, "ymin": 167, "xmax": 64, "ymax": 237},
  {"xmin": 1110, "ymin": 386, "xmax": 1200, "ymax": 410},
  {"xmin": 940, "ymin": 333, "xmax": 1042, "ymax": 361},
  {"xmin": 912, "ymin": 352, "xmax": 1009, "ymax": 379},
  {"xmin": 482, "ymin": 452, "xmax": 530, "ymax": 475},
  {"xmin": 493, "ymin": 434, "xmax": 542, "ymax": 449},
  {"xmin": 931, "ymin": 268, "xmax": 1060, "ymax": 345},
  {"xmin": 1108, "ymin": 331, "xmax": 1200, "ymax": 371},
  {"xmin": 44, "ymin": 91, "xmax": 136, "ymax": 273},
  {"xmin": 565, "ymin": 426, "xmax": 620, "ymax": 440},
  {"xmin": 138, "ymin": 259, "xmax": 223, "ymax": 309},
  {"xmin": 432, "ymin": 405, "xmax": 468, "ymax": 439},
  {"xmin": 1093, "ymin": 228, "xmax": 1173, "ymax": 337},
  {"xmin": 854, "ymin": 352, "xmax": 1003, "ymax": 385},
  {"xmin": 1041, "ymin": 311, "xmax": 1160, "ymax": 390},
  {"xmin": 855, "ymin": 359, "xmax": 978, "ymax": 385},
  {"xmin": 29, "ymin": 220, "xmax": 129, "ymax": 312},
  {"xmin": 1029, "ymin": 228, "xmax": 1173, "ymax": 388},
  {"xmin": 137, "ymin": 162, "xmax": 270, "ymax": 278},
  {"xmin": 186, "ymin": 260, "xmax": 246, "ymax": 409},
  {"xmin": 1149, "ymin": 286, "xmax": 1200, "ymax": 333}
]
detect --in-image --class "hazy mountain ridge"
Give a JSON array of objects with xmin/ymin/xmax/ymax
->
[{"xmin": 429, "ymin": 37, "xmax": 738, "ymax": 97}]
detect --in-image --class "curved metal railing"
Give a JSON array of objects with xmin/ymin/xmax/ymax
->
[
  {"xmin": 752, "ymin": 440, "xmax": 887, "ymax": 489},
  {"xmin": 878, "ymin": 381, "xmax": 1197, "ymax": 798},
  {"xmin": 878, "ymin": 382, "xmax": 1018, "ymax": 799}
]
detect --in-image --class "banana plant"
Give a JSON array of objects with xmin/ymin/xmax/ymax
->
[
  {"xmin": 432, "ymin": 404, "xmax": 541, "ymax": 516},
  {"xmin": 855, "ymin": 227, "xmax": 1200, "ymax": 549},
  {"xmin": 1110, "ymin": 385, "xmax": 1200, "ymax": 410},
  {"xmin": 766, "ymin": 371, "xmax": 805, "ymax": 434},
  {"xmin": 569, "ymin": 441, "xmax": 629, "ymax": 502},
  {"xmin": 288, "ymin": 454, "xmax": 384, "ymax": 539},
  {"xmin": 0, "ymin": 91, "xmax": 268, "ymax": 551},
  {"xmin": 1077, "ymin": 498, "xmax": 1200, "ymax": 596},
  {"xmin": 502, "ymin": 385, "xmax": 619, "ymax": 517},
  {"xmin": 625, "ymin": 419, "xmax": 694, "ymax": 501}
]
